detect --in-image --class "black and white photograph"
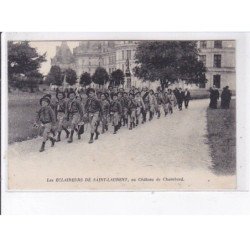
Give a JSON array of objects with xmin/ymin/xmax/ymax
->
[{"xmin": 4, "ymin": 36, "xmax": 236, "ymax": 190}]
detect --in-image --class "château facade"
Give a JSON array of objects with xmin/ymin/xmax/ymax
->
[{"xmin": 51, "ymin": 40, "xmax": 236, "ymax": 90}]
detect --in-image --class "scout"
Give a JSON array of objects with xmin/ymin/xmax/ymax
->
[
  {"xmin": 135, "ymin": 92, "xmax": 145, "ymax": 126},
  {"xmin": 100, "ymin": 93, "xmax": 110, "ymax": 134},
  {"xmin": 122, "ymin": 92, "xmax": 130, "ymax": 126},
  {"xmin": 141, "ymin": 87, "xmax": 150, "ymax": 123},
  {"xmin": 154, "ymin": 92, "xmax": 162, "ymax": 118},
  {"xmin": 148, "ymin": 89, "xmax": 157, "ymax": 121},
  {"xmin": 85, "ymin": 88, "xmax": 102, "ymax": 143},
  {"xmin": 162, "ymin": 91, "xmax": 171, "ymax": 116},
  {"xmin": 34, "ymin": 96, "xmax": 57, "ymax": 152},
  {"xmin": 65, "ymin": 90, "xmax": 84, "ymax": 143},
  {"xmin": 109, "ymin": 93, "xmax": 122, "ymax": 134},
  {"xmin": 128, "ymin": 93, "xmax": 137, "ymax": 130},
  {"xmin": 55, "ymin": 91, "xmax": 70, "ymax": 142},
  {"xmin": 117, "ymin": 91, "xmax": 124, "ymax": 129}
]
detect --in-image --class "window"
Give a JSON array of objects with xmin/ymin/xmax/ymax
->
[
  {"xmin": 200, "ymin": 55, "xmax": 206, "ymax": 66},
  {"xmin": 122, "ymin": 50, "xmax": 124, "ymax": 60},
  {"xmin": 89, "ymin": 60, "xmax": 91, "ymax": 66},
  {"xmin": 214, "ymin": 40, "xmax": 222, "ymax": 48},
  {"xmin": 213, "ymin": 75, "xmax": 221, "ymax": 88},
  {"xmin": 127, "ymin": 50, "xmax": 131, "ymax": 60},
  {"xmin": 122, "ymin": 64, "xmax": 124, "ymax": 72},
  {"xmin": 214, "ymin": 54, "xmax": 221, "ymax": 68},
  {"xmin": 200, "ymin": 41, "xmax": 207, "ymax": 49}
]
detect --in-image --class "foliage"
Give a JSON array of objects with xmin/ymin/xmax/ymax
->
[
  {"xmin": 8, "ymin": 41, "xmax": 46, "ymax": 91},
  {"xmin": 46, "ymin": 65, "xmax": 63, "ymax": 86},
  {"xmin": 110, "ymin": 69, "xmax": 125, "ymax": 87},
  {"xmin": 92, "ymin": 67, "xmax": 109, "ymax": 87},
  {"xmin": 133, "ymin": 41, "xmax": 207, "ymax": 89},
  {"xmin": 65, "ymin": 68, "xmax": 77, "ymax": 86},
  {"xmin": 79, "ymin": 72, "xmax": 92, "ymax": 87}
]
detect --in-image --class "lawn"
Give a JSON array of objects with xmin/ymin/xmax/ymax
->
[
  {"xmin": 206, "ymin": 99, "xmax": 236, "ymax": 175},
  {"xmin": 8, "ymin": 94, "xmax": 43, "ymax": 144}
]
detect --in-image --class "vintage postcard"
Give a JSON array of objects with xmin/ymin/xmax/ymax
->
[{"xmin": 3, "ymin": 33, "xmax": 236, "ymax": 190}]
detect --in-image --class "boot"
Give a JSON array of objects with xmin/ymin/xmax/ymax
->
[
  {"xmin": 102, "ymin": 126, "xmax": 105, "ymax": 134},
  {"xmin": 56, "ymin": 131, "xmax": 61, "ymax": 142},
  {"xmin": 78, "ymin": 133, "xmax": 81, "ymax": 140},
  {"xmin": 136, "ymin": 119, "xmax": 139, "ymax": 126},
  {"xmin": 157, "ymin": 111, "xmax": 160, "ymax": 119},
  {"xmin": 89, "ymin": 133, "xmax": 94, "ymax": 144},
  {"xmin": 105, "ymin": 124, "xmax": 108, "ymax": 131},
  {"xmin": 133, "ymin": 122, "xmax": 135, "ymax": 128},
  {"xmin": 39, "ymin": 141, "xmax": 46, "ymax": 152},
  {"xmin": 68, "ymin": 130, "xmax": 74, "ymax": 143},
  {"xmin": 64, "ymin": 128, "xmax": 70, "ymax": 138},
  {"xmin": 129, "ymin": 122, "xmax": 132, "ymax": 130},
  {"xmin": 95, "ymin": 130, "xmax": 100, "ymax": 140},
  {"xmin": 50, "ymin": 137, "xmax": 56, "ymax": 147}
]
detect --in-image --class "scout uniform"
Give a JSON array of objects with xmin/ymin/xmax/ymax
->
[
  {"xmin": 135, "ymin": 93, "xmax": 145, "ymax": 126},
  {"xmin": 55, "ymin": 92, "xmax": 69, "ymax": 141},
  {"xmin": 117, "ymin": 93, "xmax": 124, "ymax": 129},
  {"xmin": 109, "ymin": 94, "xmax": 122, "ymax": 134},
  {"xmin": 148, "ymin": 91, "xmax": 157, "ymax": 120},
  {"xmin": 163, "ymin": 92, "xmax": 171, "ymax": 116},
  {"xmin": 141, "ymin": 90, "xmax": 150, "ymax": 123},
  {"xmin": 100, "ymin": 97, "xmax": 110, "ymax": 134},
  {"xmin": 128, "ymin": 94, "xmax": 138, "ymax": 130},
  {"xmin": 85, "ymin": 89, "xmax": 102, "ymax": 143},
  {"xmin": 34, "ymin": 97, "xmax": 56, "ymax": 152},
  {"xmin": 65, "ymin": 91, "xmax": 84, "ymax": 143},
  {"xmin": 154, "ymin": 93, "xmax": 162, "ymax": 118},
  {"xmin": 122, "ymin": 93, "xmax": 130, "ymax": 126}
]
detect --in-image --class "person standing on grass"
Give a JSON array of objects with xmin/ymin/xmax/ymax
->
[
  {"xmin": 55, "ymin": 91, "xmax": 70, "ymax": 142},
  {"xmin": 65, "ymin": 90, "xmax": 84, "ymax": 143},
  {"xmin": 34, "ymin": 96, "xmax": 56, "ymax": 152},
  {"xmin": 209, "ymin": 85, "xmax": 220, "ymax": 109},
  {"xmin": 184, "ymin": 88, "xmax": 191, "ymax": 109},
  {"xmin": 221, "ymin": 86, "xmax": 232, "ymax": 109},
  {"xmin": 85, "ymin": 88, "xmax": 102, "ymax": 144}
]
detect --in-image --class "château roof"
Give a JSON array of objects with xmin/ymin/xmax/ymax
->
[{"xmin": 52, "ymin": 41, "xmax": 75, "ymax": 64}]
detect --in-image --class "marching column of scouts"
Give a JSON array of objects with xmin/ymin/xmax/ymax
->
[{"xmin": 34, "ymin": 86, "xmax": 192, "ymax": 152}]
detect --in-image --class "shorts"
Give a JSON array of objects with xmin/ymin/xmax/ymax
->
[{"xmin": 89, "ymin": 112, "xmax": 99, "ymax": 133}]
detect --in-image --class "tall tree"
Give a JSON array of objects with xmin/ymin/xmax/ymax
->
[
  {"xmin": 110, "ymin": 69, "xmax": 125, "ymax": 87},
  {"xmin": 133, "ymin": 41, "xmax": 207, "ymax": 89},
  {"xmin": 92, "ymin": 67, "xmax": 109, "ymax": 88},
  {"xmin": 8, "ymin": 41, "xmax": 46, "ymax": 90},
  {"xmin": 79, "ymin": 72, "xmax": 92, "ymax": 88},
  {"xmin": 65, "ymin": 68, "xmax": 77, "ymax": 86},
  {"xmin": 46, "ymin": 65, "xmax": 63, "ymax": 86}
]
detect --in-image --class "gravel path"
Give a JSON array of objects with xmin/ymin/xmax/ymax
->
[{"xmin": 8, "ymin": 99, "xmax": 236, "ymax": 190}]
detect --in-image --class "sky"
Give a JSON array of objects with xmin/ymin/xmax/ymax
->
[{"xmin": 30, "ymin": 41, "xmax": 80, "ymax": 74}]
